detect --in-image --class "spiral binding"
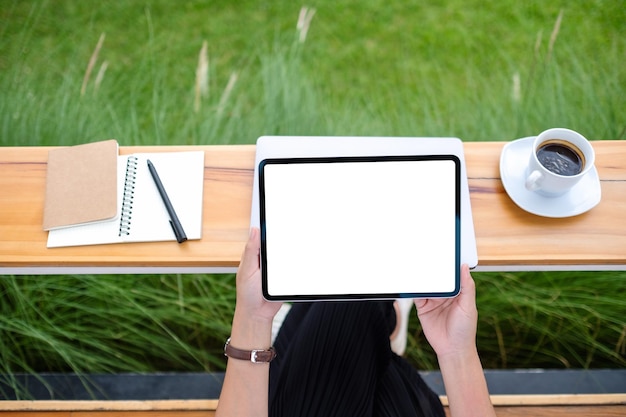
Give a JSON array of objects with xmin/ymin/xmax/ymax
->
[{"xmin": 119, "ymin": 156, "xmax": 139, "ymax": 236}]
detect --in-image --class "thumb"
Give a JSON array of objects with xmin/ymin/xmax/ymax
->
[
  {"xmin": 238, "ymin": 228, "xmax": 261, "ymax": 278},
  {"xmin": 458, "ymin": 264, "xmax": 477, "ymax": 316}
]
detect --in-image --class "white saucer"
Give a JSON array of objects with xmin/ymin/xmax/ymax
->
[{"xmin": 500, "ymin": 137, "xmax": 601, "ymax": 218}]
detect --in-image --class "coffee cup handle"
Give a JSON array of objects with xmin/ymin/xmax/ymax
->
[{"xmin": 525, "ymin": 170, "xmax": 543, "ymax": 191}]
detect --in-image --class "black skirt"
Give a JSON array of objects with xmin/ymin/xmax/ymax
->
[{"xmin": 269, "ymin": 301, "xmax": 445, "ymax": 417}]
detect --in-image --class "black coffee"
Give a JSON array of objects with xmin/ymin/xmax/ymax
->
[{"xmin": 536, "ymin": 140, "xmax": 584, "ymax": 176}]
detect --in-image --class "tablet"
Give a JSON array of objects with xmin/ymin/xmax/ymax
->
[{"xmin": 259, "ymin": 155, "xmax": 461, "ymax": 301}]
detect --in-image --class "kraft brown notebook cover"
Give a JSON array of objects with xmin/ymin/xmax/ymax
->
[{"xmin": 43, "ymin": 139, "xmax": 118, "ymax": 230}]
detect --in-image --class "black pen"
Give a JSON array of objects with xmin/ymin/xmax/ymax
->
[{"xmin": 146, "ymin": 159, "xmax": 188, "ymax": 243}]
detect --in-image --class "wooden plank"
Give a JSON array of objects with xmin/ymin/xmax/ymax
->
[
  {"xmin": 438, "ymin": 393, "xmax": 626, "ymax": 407},
  {"xmin": 446, "ymin": 405, "xmax": 626, "ymax": 417},
  {"xmin": 1, "ymin": 141, "xmax": 625, "ymax": 271},
  {"xmin": 70, "ymin": 413, "xmax": 214, "ymax": 417},
  {"xmin": 444, "ymin": 405, "xmax": 626, "ymax": 417},
  {"xmin": 2, "ymin": 394, "xmax": 625, "ymax": 411},
  {"xmin": 487, "ymin": 394, "xmax": 626, "ymax": 406},
  {"xmin": 2, "ymin": 405, "xmax": 625, "ymax": 417},
  {"xmin": 0, "ymin": 400, "xmax": 219, "ymax": 411},
  {"xmin": 2, "ymin": 408, "xmax": 625, "ymax": 417},
  {"xmin": 491, "ymin": 405, "xmax": 626, "ymax": 417},
  {"xmin": 1, "ymin": 396, "xmax": 625, "ymax": 416},
  {"xmin": 0, "ymin": 412, "xmax": 215, "ymax": 417},
  {"xmin": 0, "ymin": 414, "xmax": 70, "ymax": 417}
]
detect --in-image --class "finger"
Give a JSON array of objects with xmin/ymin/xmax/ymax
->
[
  {"xmin": 238, "ymin": 227, "xmax": 261, "ymax": 277},
  {"xmin": 460, "ymin": 264, "xmax": 475, "ymax": 295},
  {"xmin": 458, "ymin": 263, "xmax": 477, "ymax": 311}
]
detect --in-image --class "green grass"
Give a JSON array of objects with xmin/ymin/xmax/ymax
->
[
  {"xmin": 408, "ymin": 271, "xmax": 626, "ymax": 370},
  {"xmin": 1, "ymin": 274, "xmax": 235, "ymax": 372},
  {"xmin": 1, "ymin": 0, "xmax": 625, "ymax": 399},
  {"xmin": 2, "ymin": 0, "xmax": 624, "ymax": 145}
]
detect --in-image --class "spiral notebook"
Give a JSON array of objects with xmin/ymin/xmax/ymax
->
[{"xmin": 47, "ymin": 151, "xmax": 205, "ymax": 248}]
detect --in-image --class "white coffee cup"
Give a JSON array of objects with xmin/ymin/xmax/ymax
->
[{"xmin": 524, "ymin": 128, "xmax": 595, "ymax": 197}]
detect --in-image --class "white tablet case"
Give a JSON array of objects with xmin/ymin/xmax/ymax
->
[{"xmin": 250, "ymin": 136, "xmax": 479, "ymax": 296}]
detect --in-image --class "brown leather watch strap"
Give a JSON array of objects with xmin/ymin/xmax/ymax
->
[{"xmin": 224, "ymin": 337, "xmax": 276, "ymax": 363}]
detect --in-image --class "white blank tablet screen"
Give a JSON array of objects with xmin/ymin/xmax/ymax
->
[{"xmin": 259, "ymin": 156, "xmax": 460, "ymax": 300}]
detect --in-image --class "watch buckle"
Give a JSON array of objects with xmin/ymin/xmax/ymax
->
[{"xmin": 250, "ymin": 349, "xmax": 263, "ymax": 363}]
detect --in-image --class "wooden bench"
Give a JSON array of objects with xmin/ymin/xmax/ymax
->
[
  {"xmin": 1, "ymin": 394, "xmax": 625, "ymax": 416},
  {"xmin": 1, "ymin": 141, "xmax": 625, "ymax": 272}
]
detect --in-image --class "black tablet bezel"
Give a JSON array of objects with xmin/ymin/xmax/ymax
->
[{"xmin": 259, "ymin": 155, "xmax": 461, "ymax": 301}]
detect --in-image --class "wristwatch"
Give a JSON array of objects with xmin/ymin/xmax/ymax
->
[{"xmin": 223, "ymin": 337, "xmax": 276, "ymax": 363}]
